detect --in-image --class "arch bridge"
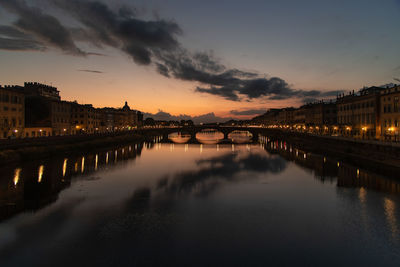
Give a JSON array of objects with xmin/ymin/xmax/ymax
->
[{"xmin": 138, "ymin": 125, "xmax": 264, "ymax": 143}]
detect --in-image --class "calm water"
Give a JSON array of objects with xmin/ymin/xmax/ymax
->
[{"xmin": 0, "ymin": 136, "xmax": 400, "ymax": 266}]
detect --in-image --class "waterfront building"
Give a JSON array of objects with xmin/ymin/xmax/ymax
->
[
  {"xmin": 277, "ymin": 108, "xmax": 295, "ymax": 125},
  {"xmin": 255, "ymin": 109, "xmax": 281, "ymax": 126},
  {"xmin": 98, "ymin": 102, "xmax": 143, "ymax": 131},
  {"xmin": 98, "ymin": 107, "xmax": 115, "ymax": 132},
  {"xmin": 71, "ymin": 102, "xmax": 102, "ymax": 135},
  {"xmin": 24, "ymin": 98, "xmax": 72, "ymax": 137},
  {"xmin": 380, "ymin": 85, "xmax": 400, "ymax": 141},
  {"xmin": 304, "ymin": 102, "xmax": 337, "ymax": 126},
  {"xmin": 23, "ymin": 82, "xmax": 61, "ymax": 100},
  {"xmin": 23, "ymin": 82, "xmax": 72, "ymax": 137},
  {"xmin": 0, "ymin": 86, "xmax": 25, "ymax": 139},
  {"xmin": 293, "ymin": 106, "xmax": 306, "ymax": 126},
  {"xmin": 337, "ymin": 87, "xmax": 382, "ymax": 139}
]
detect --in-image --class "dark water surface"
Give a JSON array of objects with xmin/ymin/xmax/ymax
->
[{"xmin": 0, "ymin": 137, "xmax": 400, "ymax": 266}]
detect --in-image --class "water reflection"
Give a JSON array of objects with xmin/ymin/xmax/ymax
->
[
  {"xmin": 62, "ymin": 159, "xmax": 67, "ymax": 177},
  {"xmin": 37, "ymin": 165, "xmax": 44, "ymax": 183},
  {"xmin": 228, "ymin": 130, "xmax": 253, "ymax": 143},
  {"xmin": 0, "ymin": 139, "xmax": 400, "ymax": 266},
  {"xmin": 258, "ymin": 134, "xmax": 400, "ymax": 192},
  {"xmin": 195, "ymin": 129, "xmax": 224, "ymax": 144},
  {"xmin": 384, "ymin": 198, "xmax": 399, "ymax": 239},
  {"xmin": 0, "ymin": 143, "xmax": 144, "ymax": 222},
  {"xmin": 168, "ymin": 132, "xmax": 191, "ymax": 144},
  {"xmin": 157, "ymin": 151, "xmax": 286, "ymax": 197},
  {"xmin": 13, "ymin": 168, "xmax": 21, "ymax": 187}
]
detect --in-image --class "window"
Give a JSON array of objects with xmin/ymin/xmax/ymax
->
[{"xmin": 2, "ymin": 94, "xmax": 9, "ymax": 102}]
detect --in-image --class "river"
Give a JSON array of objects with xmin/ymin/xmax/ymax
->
[{"xmin": 0, "ymin": 135, "xmax": 399, "ymax": 266}]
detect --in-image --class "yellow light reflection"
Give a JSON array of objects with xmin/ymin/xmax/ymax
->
[
  {"xmin": 384, "ymin": 198, "xmax": 398, "ymax": 239},
  {"xmin": 95, "ymin": 154, "xmax": 98, "ymax": 171},
  {"xmin": 63, "ymin": 159, "xmax": 68, "ymax": 177},
  {"xmin": 13, "ymin": 168, "xmax": 21, "ymax": 186},
  {"xmin": 81, "ymin": 157, "xmax": 85, "ymax": 173},
  {"xmin": 38, "ymin": 165, "xmax": 44, "ymax": 183},
  {"xmin": 359, "ymin": 187, "xmax": 366, "ymax": 204},
  {"xmin": 106, "ymin": 152, "xmax": 109, "ymax": 164}
]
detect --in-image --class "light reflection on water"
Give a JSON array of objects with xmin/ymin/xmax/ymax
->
[{"xmin": 0, "ymin": 136, "xmax": 399, "ymax": 266}]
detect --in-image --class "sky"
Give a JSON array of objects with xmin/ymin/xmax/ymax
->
[{"xmin": 0, "ymin": 0, "xmax": 400, "ymax": 122}]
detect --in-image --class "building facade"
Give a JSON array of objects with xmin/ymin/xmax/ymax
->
[
  {"xmin": 0, "ymin": 86, "xmax": 25, "ymax": 139},
  {"xmin": 380, "ymin": 85, "xmax": 400, "ymax": 141},
  {"xmin": 71, "ymin": 103, "xmax": 102, "ymax": 135},
  {"xmin": 337, "ymin": 87, "xmax": 382, "ymax": 139},
  {"xmin": 23, "ymin": 82, "xmax": 61, "ymax": 100}
]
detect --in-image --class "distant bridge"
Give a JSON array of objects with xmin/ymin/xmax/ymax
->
[{"xmin": 137, "ymin": 125, "xmax": 266, "ymax": 143}]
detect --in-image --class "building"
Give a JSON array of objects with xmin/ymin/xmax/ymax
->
[
  {"xmin": 380, "ymin": 85, "xmax": 400, "ymax": 141},
  {"xmin": 303, "ymin": 101, "xmax": 337, "ymax": 133},
  {"xmin": 24, "ymin": 97, "xmax": 72, "ymax": 137},
  {"xmin": 277, "ymin": 108, "xmax": 295, "ymax": 125},
  {"xmin": 98, "ymin": 102, "xmax": 143, "ymax": 132},
  {"xmin": 337, "ymin": 87, "xmax": 382, "ymax": 139},
  {"xmin": 98, "ymin": 107, "xmax": 115, "ymax": 132},
  {"xmin": 23, "ymin": 82, "xmax": 60, "ymax": 100},
  {"xmin": 23, "ymin": 81, "xmax": 73, "ymax": 137},
  {"xmin": 0, "ymin": 86, "xmax": 25, "ymax": 139},
  {"xmin": 254, "ymin": 109, "xmax": 281, "ymax": 126},
  {"xmin": 293, "ymin": 106, "xmax": 307, "ymax": 126},
  {"xmin": 2, "ymin": 82, "xmax": 144, "ymax": 138},
  {"xmin": 71, "ymin": 102, "xmax": 102, "ymax": 135}
]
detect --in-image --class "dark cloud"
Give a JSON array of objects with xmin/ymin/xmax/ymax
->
[
  {"xmin": 0, "ymin": 24, "xmax": 46, "ymax": 51},
  {"xmin": 78, "ymin": 69, "xmax": 104, "ymax": 74},
  {"xmin": 230, "ymin": 109, "xmax": 268, "ymax": 116},
  {"xmin": 0, "ymin": 36, "xmax": 45, "ymax": 51},
  {"xmin": 51, "ymin": 0, "xmax": 182, "ymax": 64},
  {"xmin": 0, "ymin": 0, "xmax": 344, "ymax": 102},
  {"xmin": 1, "ymin": 0, "xmax": 85, "ymax": 55}
]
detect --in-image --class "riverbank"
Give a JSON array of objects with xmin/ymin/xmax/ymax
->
[
  {"xmin": 261, "ymin": 129, "xmax": 400, "ymax": 176},
  {"xmin": 0, "ymin": 132, "xmax": 150, "ymax": 165},
  {"xmin": 1, "ymin": 127, "xmax": 400, "ymax": 175}
]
